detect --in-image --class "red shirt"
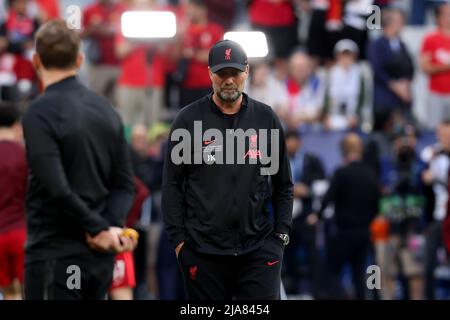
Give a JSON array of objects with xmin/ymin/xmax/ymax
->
[
  {"xmin": 0, "ymin": 141, "xmax": 27, "ymax": 234},
  {"xmin": 83, "ymin": 2, "xmax": 124, "ymax": 65},
  {"xmin": 249, "ymin": 0, "xmax": 296, "ymax": 27},
  {"xmin": 13, "ymin": 54, "xmax": 35, "ymax": 81},
  {"xmin": 5, "ymin": 11, "xmax": 35, "ymax": 41},
  {"xmin": 182, "ymin": 22, "xmax": 223, "ymax": 89},
  {"xmin": 286, "ymin": 77, "xmax": 301, "ymax": 113},
  {"xmin": 421, "ymin": 31, "xmax": 450, "ymax": 94},
  {"xmin": 116, "ymin": 33, "xmax": 166, "ymax": 88},
  {"xmin": 36, "ymin": 0, "xmax": 60, "ymax": 20}
]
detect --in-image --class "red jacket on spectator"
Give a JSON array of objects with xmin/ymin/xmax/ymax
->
[
  {"xmin": 83, "ymin": 1, "xmax": 124, "ymax": 65},
  {"xmin": 36, "ymin": 0, "xmax": 60, "ymax": 21},
  {"xmin": 181, "ymin": 22, "xmax": 223, "ymax": 89},
  {"xmin": 248, "ymin": 0, "xmax": 296, "ymax": 27}
]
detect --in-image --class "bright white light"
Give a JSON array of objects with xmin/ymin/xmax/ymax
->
[
  {"xmin": 121, "ymin": 11, "xmax": 176, "ymax": 39},
  {"xmin": 223, "ymin": 31, "xmax": 269, "ymax": 58}
]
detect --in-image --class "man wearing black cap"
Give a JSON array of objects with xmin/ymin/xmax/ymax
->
[{"xmin": 162, "ymin": 40, "xmax": 293, "ymax": 300}]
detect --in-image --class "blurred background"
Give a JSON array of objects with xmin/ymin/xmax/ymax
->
[{"xmin": 2, "ymin": 0, "xmax": 450, "ymax": 300}]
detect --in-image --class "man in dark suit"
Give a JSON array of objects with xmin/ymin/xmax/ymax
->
[{"xmin": 367, "ymin": 7, "xmax": 415, "ymax": 130}]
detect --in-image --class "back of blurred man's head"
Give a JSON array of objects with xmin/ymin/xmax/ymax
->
[
  {"xmin": 34, "ymin": 20, "xmax": 80, "ymax": 70},
  {"xmin": 340, "ymin": 133, "xmax": 363, "ymax": 160}
]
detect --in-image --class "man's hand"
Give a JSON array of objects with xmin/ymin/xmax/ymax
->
[
  {"xmin": 294, "ymin": 183, "xmax": 310, "ymax": 198},
  {"xmin": 389, "ymin": 80, "xmax": 411, "ymax": 103},
  {"xmin": 422, "ymin": 169, "xmax": 433, "ymax": 185},
  {"xmin": 306, "ymin": 213, "xmax": 319, "ymax": 226},
  {"xmin": 86, "ymin": 229, "xmax": 116, "ymax": 253},
  {"xmin": 86, "ymin": 227, "xmax": 137, "ymax": 253},
  {"xmin": 110, "ymin": 227, "xmax": 138, "ymax": 253},
  {"xmin": 175, "ymin": 241, "xmax": 185, "ymax": 258}
]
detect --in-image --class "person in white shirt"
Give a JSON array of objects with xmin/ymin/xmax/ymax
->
[{"xmin": 325, "ymin": 39, "xmax": 362, "ymax": 131}]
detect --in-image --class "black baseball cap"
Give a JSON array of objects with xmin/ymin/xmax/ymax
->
[{"xmin": 208, "ymin": 40, "xmax": 248, "ymax": 73}]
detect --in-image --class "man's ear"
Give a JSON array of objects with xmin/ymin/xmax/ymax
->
[
  {"xmin": 244, "ymin": 64, "xmax": 250, "ymax": 79},
  {"xmin": 32, "ymin": 52, "xmax": 42, "ymax": 72},
  {"xmin": 208, "ymin": 67, "xmax": 214, "ymax": 81},
  {"xmin": 75, "ymin": 52, "xmax": 84, "ymax": 69}
]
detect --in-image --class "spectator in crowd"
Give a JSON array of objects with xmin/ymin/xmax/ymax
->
[
  {"xmin": 110, "ymin": 177, "xmax": 150, "ymax": 300},
  {"xmin": 367, "ymin": 7, "xmax": 414, "ymax": 131},
  {"xmin": 115, "ymin": 0, "xmax": 167, "ymax": 135},
  {"xmin": 307, "ymin": 0, "xmax": 343, "ymax": 64},
  {"xmin": 205, "ymin": 0, "xmax": 235, "ymax": 31},
  {"xmin": 129, "ymin": 122, "xmax": 168, "ymax": 299},
  {"xmin": 0, "ymin": 0, "xmax": 40, "ymax": 101},
  {"xmin": 420, "ymin": 3, "xmax": 450, "ymax": 130},
  {"xmin": 0, "ymin": 102, "xmax": 27, "ymax": 300},
  {"xmin": 283, "ymin": 129, "xmax": 326, "ymax": 297},
  {"xmin": 421, "ymin": 120, "xmax": 450, "ymax": 299},
  {"xmin": 35, "ymin": 0, "xmax": 60, "ymax": 22},
  {"xmin": 248, "ymin": 0, "xmax": 299, "ymax": 79},
  {"xmin": 282, "ymin": 50, "xmax": 326, "ymax": 131},
  {"xmin": 245, "ymin": 60, "xmax": 289, "ymax": 118},
  {"xmin": 0, "ymin": 32, "xmax": 17, "ymax": 101},
  {"xmin": 410, "ymin": 0, "xmax": 447, "ymax": 26},
  {"xmin": 373, "ymin": 0, "xmax": 395, "ymax": 9},
  {"xmin": 82, "ymin": 0, "xmax": 124, "ymax": 102},
  {"xmin": 0, "ymin": 0, "xmax": 7, "ymax": 24},
  {"xmin": 175, "ymin": 0, "xmax": 223, "ymax": 108},
  {"xmin": 340, "ymin": 0, "xmax": 372, "ymax": 59},
  {"xmin": 379, "ymin": 125, "xmax": 426, "ymax": 300},
  {"xmin": 324, "ymin": 39, "xmax": 362, "ymax": 131}
]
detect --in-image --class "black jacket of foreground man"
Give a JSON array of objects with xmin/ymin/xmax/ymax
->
[
  {"xmin": 22, "ymin": 76, "xmax": 135, "ymax": 263},
  {"xmin": 162, "ymin": 93, "xmax": 293, "ymax": 256}
]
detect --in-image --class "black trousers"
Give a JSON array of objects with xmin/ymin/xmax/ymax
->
[
  {"xmin": 425, "ymin": 221, "xmax": 443, "ymax": 299},
  {"xmin": 177, "ymin": 234, "xmax": 284, "ymax": 300},
  {"xmin": 24, "ymin": 252, "xmax": 115, "ymax": 300},
  {"xmin": 326, "ymin": 228, "xmax": 371, "ymax": 300}
]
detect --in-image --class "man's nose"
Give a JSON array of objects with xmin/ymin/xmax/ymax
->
[{"xmin": 223, "ymin": 76, "xmax": 234, "ymax": 85}]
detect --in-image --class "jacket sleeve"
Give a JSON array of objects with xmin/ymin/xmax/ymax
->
[
  {"xmin": 162, "ymin": 113, "xmax": 188, "ymax": 248},
  {"xmin": 23, "ymin": 108, "xmax": 110, "ymax": 236},
  {"xmin": 270, "ymin": 113, "xmax": 294, "ymax": 234},
  {"xmin": 367, "ymin": 40, "xmax": 393, "ymax": 87},
  {"xmin": 318, "ymin": 169, "xmax": 340, "ymax": 219},
  {"xmin": 100, "ymin": 121, "xmax": 136, "ymax": 227}
]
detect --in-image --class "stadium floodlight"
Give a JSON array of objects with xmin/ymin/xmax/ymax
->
[
  {"xmin": 121, "ymin": 11, "xmax": 176, "ymax": 39},
  {"xmin": 223, "ymin": 31, "xmax": 269, "ymax": 58}
]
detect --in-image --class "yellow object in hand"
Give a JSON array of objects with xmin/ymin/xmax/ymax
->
[{"xmin": 122, "ymin": 228, "xmax": 139, "ymax": 241}]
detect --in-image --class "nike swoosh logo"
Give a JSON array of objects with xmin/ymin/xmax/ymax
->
[
  {"xmin": 203, "ymin": 140, "xmax": 215, "ymax": 145},
  {"xmin": 267, "ymin": 260, "xmax": 279, "ymax": 266}
]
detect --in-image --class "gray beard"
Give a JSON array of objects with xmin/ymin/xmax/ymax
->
[{"xmin": 218, "ymin": 89, "xmax": 241, "ymax": 102}]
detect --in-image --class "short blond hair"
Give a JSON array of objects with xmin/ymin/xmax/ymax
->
[{"xmin": 340, "ymin": 133, "xmax": 363, "ymax": 157}]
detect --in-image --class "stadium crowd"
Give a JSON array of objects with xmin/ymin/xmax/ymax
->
[{"xmin": 2, "ymin": 0, "xmax": 450, "ymax": 300}]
